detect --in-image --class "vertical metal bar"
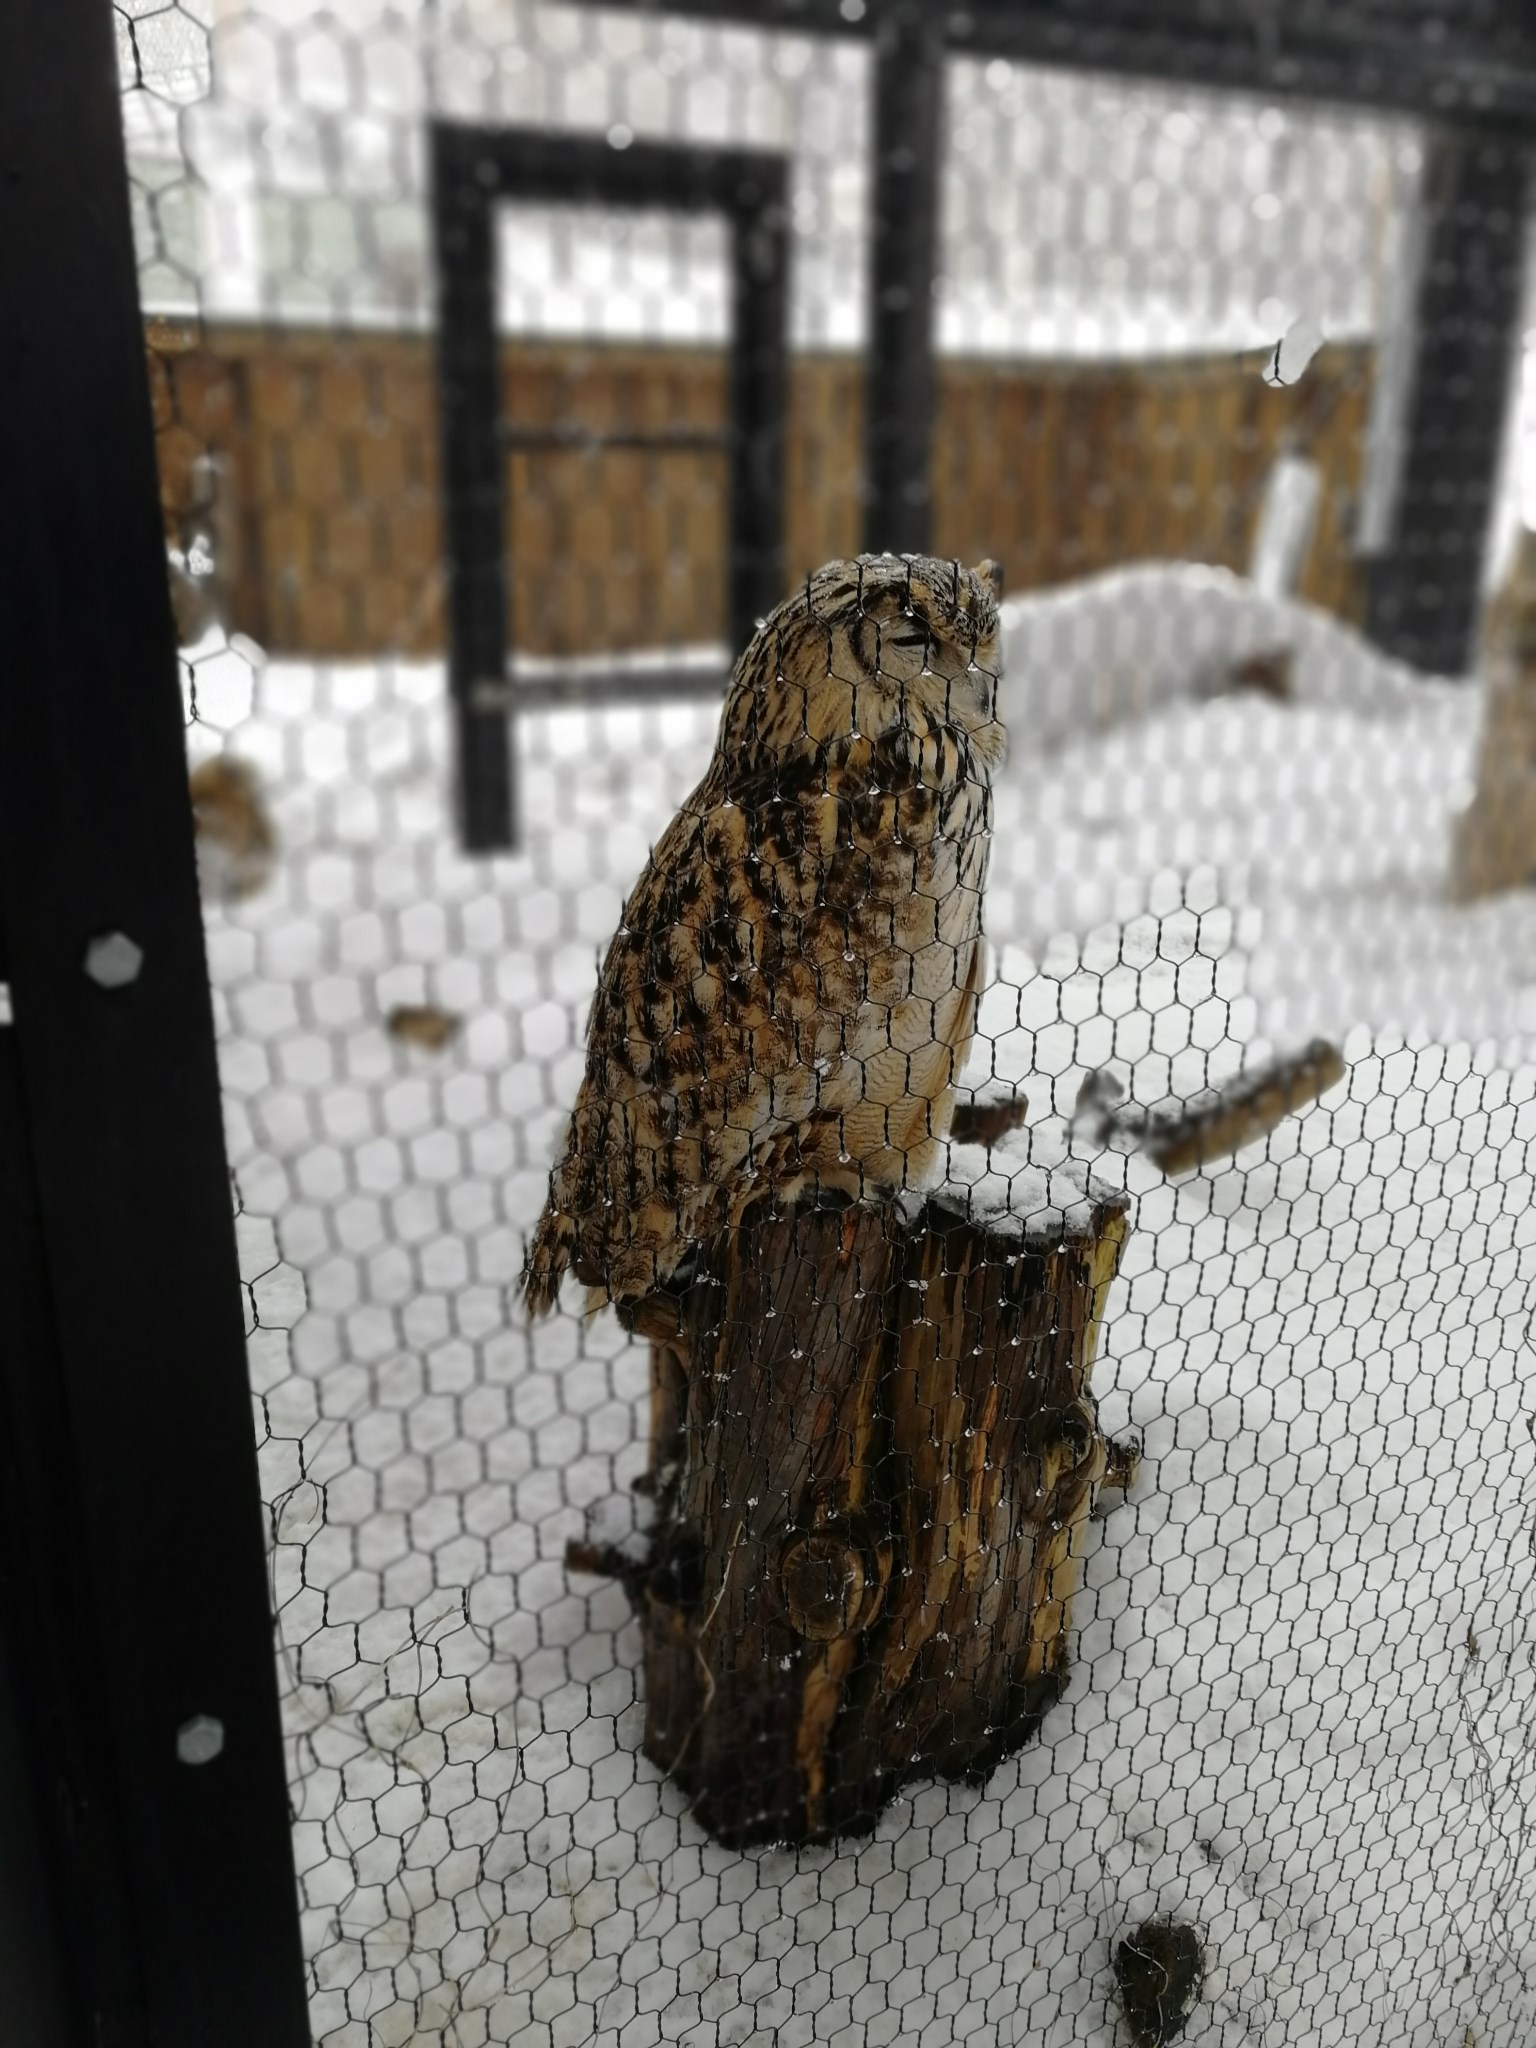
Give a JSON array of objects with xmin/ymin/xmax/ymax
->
[
  {"xmin": 1353, "ymin": 147, "xmax": 1429, "ymax": 561},
  {"xmin": 0, "ymin": 1016, "xmax": 142, "ymax": 2048},
  {"xmin": 0, "ymin": 1641, "xmax": 75, "ymax": 2048},
  {"xmin": 1364, "ymin": 131, "xmax": 1533, "ymax": 673},
  {"xmin": 433, "ymin": 128, "xmax": 790, "ymax": 730},
  {"xmin": 729, "ymin": 164, "xmax": 791, "ymax": 655},
  {"xmin": 0, "ymin": 2, "xmax": 310, "ymax": 2042},
  {"xmin": 862, "ymin": 2, "xmax": 945, "ymax": 558},
  {"xmin": 432, "ymin": 127, "xmax": 517, "ymax": 851}
]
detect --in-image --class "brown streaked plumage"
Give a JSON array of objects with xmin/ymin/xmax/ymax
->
[{"xmin": 520, "ymin": 552, "xmax": 1006, "ymax": 1316}]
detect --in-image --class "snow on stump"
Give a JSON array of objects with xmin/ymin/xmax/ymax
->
[{"xmin": 615, "ymin": 1154, "xmax": 1135, "ymax": 1847}]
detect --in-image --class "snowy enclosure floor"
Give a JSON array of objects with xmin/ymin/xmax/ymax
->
[{"xmin": 189, "ymin": 636, "xmax": 1536, "ymax": 2048}]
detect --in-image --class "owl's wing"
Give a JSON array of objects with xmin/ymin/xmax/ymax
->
[
  {"xmin": 521, "ymin": 733, "xmax": 981, "ymax": 1313},
  {"xmin": 521, "ymin": 752, "xmax": 821, "ymax": 1311}
]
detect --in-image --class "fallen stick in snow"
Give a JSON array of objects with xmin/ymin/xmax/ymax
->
[
  {"xmin": 1114, "ymin": 1040, "xmax": 1346, "ymax": 1176},
  {"xmin": 386, "ymin": 1003, "xmax": 463, "ymax": 1052}
]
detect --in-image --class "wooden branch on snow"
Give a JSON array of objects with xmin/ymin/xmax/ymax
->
[
  {"xmin": 1112, "ymin": 1039, "xmax": 1344, "ymax": 1176},
  {"xmin": 587, "ymin": 1166, "xmax": 1135, "ymax": 1848}
]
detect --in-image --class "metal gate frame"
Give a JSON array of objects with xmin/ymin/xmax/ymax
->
[
  {"xmin": 431, "ymin": 123, "xmax": 790, "ymax": 851},
  {"xmin": 586, "ymin": 0, "xmax": 1536, "ymax": 679}
]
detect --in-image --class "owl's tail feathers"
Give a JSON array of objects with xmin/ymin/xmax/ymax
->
[{"xmin": 520, "ymin": 1202, "xmax": 572, "ymax": 1320}]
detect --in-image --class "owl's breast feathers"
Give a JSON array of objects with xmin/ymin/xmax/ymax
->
[{"xmin": 520, "ymin": 707, "xmax": 992, "ymax": 1317}]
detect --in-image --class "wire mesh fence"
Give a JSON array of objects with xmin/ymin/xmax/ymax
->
[{"xmin": 115, "ymin": 3, "xmax": 1536, "ymax": 2043}]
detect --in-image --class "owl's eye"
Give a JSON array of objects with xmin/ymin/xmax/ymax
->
[{"xmin": 856, "ymin": 617, "xmax": 926, "ymax": 673}]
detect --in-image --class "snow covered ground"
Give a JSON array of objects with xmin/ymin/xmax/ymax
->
[{"xmin": 188, "ymin": 614, "xmax": 1536, "ymax": 2048}]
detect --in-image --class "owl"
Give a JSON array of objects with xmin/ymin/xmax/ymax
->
[{"xmin": 520, "ymin": 552, "xmax": 1006, "ymax": 1317}]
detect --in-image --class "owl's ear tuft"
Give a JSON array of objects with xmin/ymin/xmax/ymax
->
[{"xmin": 971, "ymin": 559, "xmax": 1004, "ymax": 602}]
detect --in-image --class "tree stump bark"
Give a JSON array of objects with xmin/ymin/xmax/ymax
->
[{"xmin": 617, "ymin": 1172, "xmax": 1133, "ymax": 1847}]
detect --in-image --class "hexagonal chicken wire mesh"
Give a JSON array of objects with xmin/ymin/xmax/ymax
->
[{"xmin": 122, "ymin": 2, "xmax": 1536, "ymax": 2044}]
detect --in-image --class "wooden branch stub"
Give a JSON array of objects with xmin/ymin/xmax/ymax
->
[
  {"xmin": 949, "ymin": 1087, "xmax": 1030, "ymax": 1148},
  {"xmin": 779, "ymin": 1523, "xmax": 888, "ymax": 1640},
  {"xmin": 616, "ymin": 1289, "xmax": 689, "ymax": 1346},
  {"xmin": 1225, "ymin": 648, "xmax": 1294, "ymax": 702},
  {"xmin": 1102, "ymin": 1434, "xmax": 1143, "ymax": 1492},
  {"xmin": 627, "ymin": 1175, "xmax": 1133, "ymax": 1846}
]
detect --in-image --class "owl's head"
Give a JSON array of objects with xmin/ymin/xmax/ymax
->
[{"xmin": 733, "ymin": 553, "xmax": 1006, "ymax": 765}]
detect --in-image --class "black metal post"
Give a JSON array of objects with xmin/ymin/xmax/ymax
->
[
  {"xmin": 728, "ymin": 165, "xmax": 791, "ymax": 651},
  {"xmin": 0, "ymin": 1021, "xmax": 145, "ymax": 2048},
  {"xmin": 863, "ymin": 3, "xmax": 945, "ymax": 557},
  {"xmin": 432, "ymin": 127, "xmax": 518, "ymax": 854},
  {"xmin": 0, "ymin": 3, "xmax": 310, "ymax": 2043},
  {"xmin": 1365, "ymin": 132, "xmax": 1533, "ymax": 673}
]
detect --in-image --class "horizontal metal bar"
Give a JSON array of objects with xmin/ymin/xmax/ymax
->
[
  {"xmin": 474, "ymin": 671, "xmax": 729, "ymax": 711},
  {"xmin": 472, "ymin": 647, "xmax": 732, "ymax": 711},
  {"xmin": 572, "ymin": 0, "xmax": 1536, "ymax": 135},
  {"xmin": 434, "ymin": 123, "xmax": 788, "ymax": 216},
  {"xmin": 501, "ymin": 424, "xmax": 730, "ymax": 452}
]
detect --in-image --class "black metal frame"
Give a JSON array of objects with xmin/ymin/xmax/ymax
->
[
  {"xmin": 0, "ymin": 3, "xmax": 309, "ymax": 2043},
  {"xmin": 863, "ymin": 2, "xmax": 946, "ymax": 557},
  {"xmin": 587, "ymin": 0, "xmax": 1536, "ymax": 135},
  {"xmin": 0, "ymin": 4, "xmax": 1519, "ymax": 2038},
  {"xmin": 431, "ymin": 123, "xmax": 790, "ymax": 851},
  {"xmin": 1365, "ymin": 130, "xmax": 1533, "ymax": 673},
  {"xmin": 583, "ymin": 0, "xmax": 1534, "ymax": 677}
]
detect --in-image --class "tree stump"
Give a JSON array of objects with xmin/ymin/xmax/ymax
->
[{"xmin": 616, "ymin": 1166, "xmax": 1134, "ymax": 1847}]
